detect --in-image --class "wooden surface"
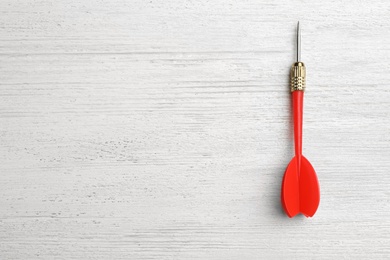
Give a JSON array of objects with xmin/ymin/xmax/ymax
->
[{"xmin": 1, "ymin": 0, "xmax": 390, "ymax": 259}]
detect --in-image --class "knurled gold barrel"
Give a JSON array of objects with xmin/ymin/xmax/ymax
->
[{"xmin": 290, "ymin": 62, "xmax": 306, "ymax": 92}]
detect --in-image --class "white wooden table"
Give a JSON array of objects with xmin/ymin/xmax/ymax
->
[{"xmin": 1, "ymin": 1, "xmax": 390, "ymax": 259}]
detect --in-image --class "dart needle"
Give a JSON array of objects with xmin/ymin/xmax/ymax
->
[{"xmin": 297, "ymin": 21, "xmax": 301, "ymax": 62}]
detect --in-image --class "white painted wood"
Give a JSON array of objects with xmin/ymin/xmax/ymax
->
[{"xmin": 1, "ymin": 0, "xmax": 390, "ymax": 259}]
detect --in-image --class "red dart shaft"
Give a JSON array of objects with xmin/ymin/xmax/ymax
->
[{"xmin": 293, "ymin": 90, "xmax": 304, "ymax": 174}]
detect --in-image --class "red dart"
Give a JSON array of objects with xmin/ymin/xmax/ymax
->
[{"xmin": 281, "ymin": 22, "xmax": 320, "ymax": 218}]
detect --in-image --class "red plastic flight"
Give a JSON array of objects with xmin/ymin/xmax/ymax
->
[{"xmin": 281, "ymin": 22, "xmax": 320, "ymax": 218}]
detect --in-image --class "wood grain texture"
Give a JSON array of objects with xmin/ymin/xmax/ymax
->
[{"xmin": 1, "ymin": 0, "xmax": 390, "ymax": 259}]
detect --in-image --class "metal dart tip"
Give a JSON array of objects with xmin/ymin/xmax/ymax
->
[
  {"xmin": 297, "ymin": 21, "xmax": 301, "ymax": 62},
  {"xmin": 290, "ymin": 21, "xmax": 306, "ymax": 92}
]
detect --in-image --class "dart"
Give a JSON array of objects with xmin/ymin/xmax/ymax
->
[{"xmin": 281, "ymin": 22, "xmax": 320, "ymax": 218}]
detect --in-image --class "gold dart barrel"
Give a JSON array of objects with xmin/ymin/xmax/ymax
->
[{"xmin": 290, "ymin": 62, "xmax": 306, "ymax": 92}]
